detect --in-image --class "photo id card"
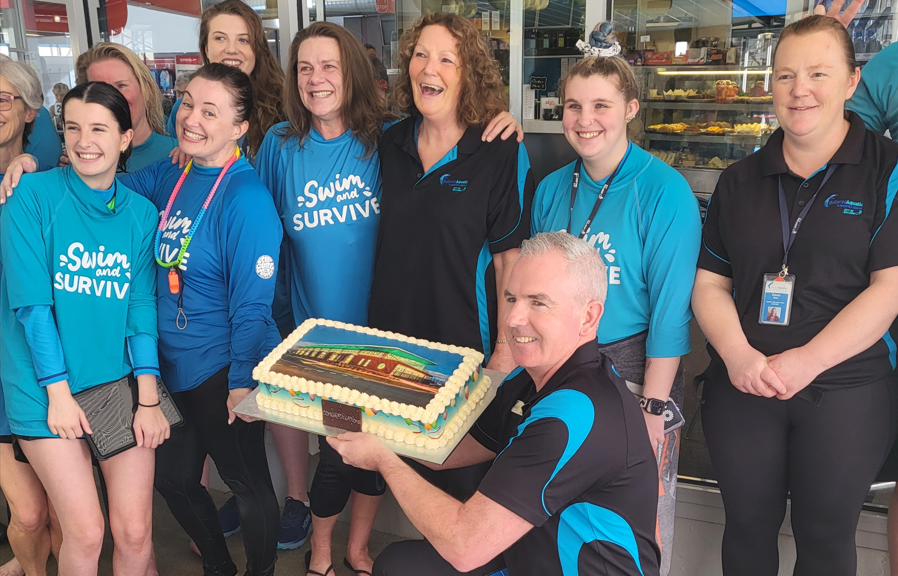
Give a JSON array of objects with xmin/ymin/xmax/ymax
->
[{"xmin": 759, "ymin": 273, "xmax": 794, "ymax": 326}]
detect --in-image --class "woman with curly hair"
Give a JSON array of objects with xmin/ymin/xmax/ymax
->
[
  {"xmin": 166, "ymin": 0, "xmax": 284, "ymax": 161},
  {"xmin": 367, "ymin": 10, "xmax": 535, "ymax": 498}
]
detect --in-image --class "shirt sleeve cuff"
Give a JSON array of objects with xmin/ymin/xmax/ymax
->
[
  {"xmin": 127, "ymin": 333, "xmax": 161, "ymax": 378},
  {"xmin": 15, "ymin": 305, "xmax": 69, "ymax": 387},
  {"xmin": 228, "ymin": 362, "xmax": 257, "ymax": 390}
]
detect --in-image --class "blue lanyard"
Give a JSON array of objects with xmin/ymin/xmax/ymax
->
[
  {"xmin": 777, "ymin": 164, "xmax": 837, "ymax": 273},
  {"xmin": 567, "ymin": 142, "xmax": 632, "ymax": 239}
]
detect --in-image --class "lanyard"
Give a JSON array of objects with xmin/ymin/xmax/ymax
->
[
  {"xmin": 153, "ymin": 147, "xmax": 241, "ymax": 329},
  {"xmin": 567, "ymin": 142, "xmax": 632, "ymax": 239},
  {"xmin": 777, "ymin": 164, "xmax": 837, "ymax": 274}
]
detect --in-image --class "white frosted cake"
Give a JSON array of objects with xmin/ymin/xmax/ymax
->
[{"xmin": 253, "ymin": 319, "xmax": 492, "ymax": 450}]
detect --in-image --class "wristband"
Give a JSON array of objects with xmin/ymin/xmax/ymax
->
[{"xmin": 138, "ymin": 400, "xmax": 161, "ymax": 408}]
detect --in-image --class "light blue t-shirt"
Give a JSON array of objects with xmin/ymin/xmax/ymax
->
[
  {"xmin": 166, "ymin": 98, "xmax": 183, "ymax": 138},
  {"xmin": 532, "ymin": 144, "xmax": 701, "ymax": 358},
  {"xmin": 255, "ymin": 123, "xmax": 382, "ymax": 329},
  {"xmin": 847, "ymin": 43, "xmax": 898, "ymax": 138},
  {"xmin": 24, "ymin": 107, "xmax": 62, "ymax": 170},
  {"xmin": 120, "ymin": 156, "xmax": 282, "ymax": 392},
  {"xmin": 127, "ymin": 131, "xmax": 178, "ymax": 173},
  {"xmin": 0, "ymin": 166, "xmax": 159, "ymax": 437}
]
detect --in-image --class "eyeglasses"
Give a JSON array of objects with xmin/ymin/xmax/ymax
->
[{"xmin": 0, "ymin": 93, "xmax": 24, "ymax": 111}]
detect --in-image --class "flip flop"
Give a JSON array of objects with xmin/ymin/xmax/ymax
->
[
  {"xmin": 304, "ymin": 550, "xmax": 334, "ymax": 576},
  {"xmin": 344, "ymin": 557, "xmax": 373, "ymax": 576}
]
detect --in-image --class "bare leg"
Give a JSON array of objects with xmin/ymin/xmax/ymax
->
[
  {"xmin": 888, "ymin": 488, "xmax": 898, "ymax": 576},
  {"xmin": 100, "ymin": 445, "xmax": 156, "ymax": 576},
  {"xmin": 19, "ymin": 439, "xmax": 104, "ymax": 576},
  {"xmin": 0, "ymin": 444, "xmax": 52, "ymax": 576},
  {"xmin": 345, "ymin": 492, "xmax": 381, "ymax": 574},
  {"xmin": 307, "ymin": 513, "xmax": 338, "ymax": 576},
  {"xmin": 47, "ymin": 502, "xmax": 61, "ymax": 560},
  {"xmin": 270, "ymin": 425, "xmax": 310, "ymax": 502}
]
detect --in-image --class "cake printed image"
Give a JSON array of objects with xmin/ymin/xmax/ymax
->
[{"xmin": 253, "ymin": 319, "xmax": 492, "ymax": 450}]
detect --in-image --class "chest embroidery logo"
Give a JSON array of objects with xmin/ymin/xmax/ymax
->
[
  {"xmin": 54, "ymin": 242, "xmax": 131, "ymax": 299},
  {"xmin": 158, "ymin": 209, "xmax": 193, "ymax": 270},
  {"xmin": 256, "ymin": 255, "xmax": 275, "ymax": 279},
  {"xmin": 439, "ymin": 174, "xmax": 468, "ymax": 192},
  {"xmin": 823, "ymin": 194, "xmax": 863, "ymax": 216},
  {"xmin": 293, "ymin": 173, "xmax": 379, "ymax": 231}
]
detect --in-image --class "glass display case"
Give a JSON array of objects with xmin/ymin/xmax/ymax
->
[{"xmin": 636, "ymin": 64, "xmax": 777, "ymax": 196}]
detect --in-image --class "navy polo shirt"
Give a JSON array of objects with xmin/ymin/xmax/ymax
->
[
  {"xmin": 699, "ymin": 112, "xmax": 898, "ymax": 388},
  {"xmin": 471, "ymin": 344, "xmax": 661, "ymax": 576},
  {"xmin": 369, "ymin": 117, "xmax": 534, "ymax": 359}
]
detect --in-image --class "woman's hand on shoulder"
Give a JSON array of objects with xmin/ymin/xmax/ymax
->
[
  {"xmin": 723, "ymin": 345, "xmax": 787, "ymax": 397},
  {"xmin": 168, "ymin": 146, "xmax": 192, "ymax": 169},
  {"xmin": 133, "ymin": 404, "xmax": 171, "ymax": 449},
  {"xmin": 767, "ymin": 347, "xmax": 824, "ymax": 401},
  {"xmin": 0, "ymin": 153, "xmax": 39, "ymax": 204},
  {"xmin": 45, "ymin": 381, "xmax": 92, "ymax": 439},
  {"xmin": 483, "ymin": 111, "xmax": 524, "ymax": 144}
]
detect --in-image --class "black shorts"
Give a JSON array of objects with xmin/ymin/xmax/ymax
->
[{"xmin": 0, "ymin": 435, "xmax": 11, "ymax": 445}]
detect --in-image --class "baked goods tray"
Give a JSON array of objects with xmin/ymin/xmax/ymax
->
[{"xmin": 234, "ymin": 369, "xmax": 505, "ymax": 465}]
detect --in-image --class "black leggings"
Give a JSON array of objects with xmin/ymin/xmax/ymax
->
[
  {"xmin": 154, "ymin": 367, "xmax": 280, "ymax": 576},
  {"xmin": 372, "ymin": 539, "xmax": 506, "ymax": 576},
  {"xmin": 702, "ymin": 368, "xmax": 898, "ymax": 576},
  {"xmin": 311, "ymin": 435, "xmax": 386, "ymax": 518}
]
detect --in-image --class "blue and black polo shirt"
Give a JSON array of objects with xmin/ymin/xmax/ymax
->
[
  {"xmin": 699, "ymin": 111, "xmax": 898, "ymax": 388},
  {"xmin": 368, "ymin": 116, "xmax": 534, "ymax": 359},
  {"xmin": 471, "ymin": 344, "xmax": 661, "ymax": 576}
]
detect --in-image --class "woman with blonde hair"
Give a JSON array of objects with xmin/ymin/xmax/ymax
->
[
  {"xmin": 75, "ymin": 43, "xmax": 177, "ymax": 171},
  {"xmin": 166, "ymin": 0, "xmax": 284, "ymax": 161},
  {"xmin": 367, "ymin": 9, "xmax": 534, "ymax": 503}
]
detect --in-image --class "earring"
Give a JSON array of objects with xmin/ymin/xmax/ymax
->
[{"xmin": 626, "ymin": 116, "xmax": 634, "ymax": 123}]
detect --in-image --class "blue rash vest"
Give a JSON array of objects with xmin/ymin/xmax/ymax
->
[
  {"xmin": 120, "ymin": 155, "xmax": 282, "ymax": 392},
  {"xmin": 532, "ymin": 144, "xmax": 701, "ymax": 358},
  {"xmin": 127, "ymin": 131, "xmax": 178, "ymax": 173},
  {"xmin": 24, "ymin": 107, "xmax": 62, "ymax": 171},
  {"xmin": 255, "ymin": 122, "xmax": 382, "ymax": 329},
  {"xmin": 0, "ymin": 166, "xmax": 159, "ymax": 437}
]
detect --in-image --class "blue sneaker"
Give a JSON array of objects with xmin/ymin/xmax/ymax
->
[
  {"xmin": 218, "ymin": 496, "xmax": 241, "ymax": 537},
  {"xmin": 277, "ymin": 497, "xmax": 312, "ymax": 550}
]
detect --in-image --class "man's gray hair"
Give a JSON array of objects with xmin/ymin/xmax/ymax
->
[
  {"xmin": 0, "ymin": 55, "xmax": 44, "ymax": 111},
  {"xmin": 520, "ymin": 231, "xmax": 608, "ymax": 305}
]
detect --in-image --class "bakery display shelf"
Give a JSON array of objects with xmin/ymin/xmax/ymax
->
[
  {"xmin": 234, "ymin": 369, "xmax": 506, "ymax": 465},
  {"xmin": 645, "ymin": 132, "xmax": 767, "ymax": 143},
  {"xmin": 524, "ymin": 54, "xmax": 583, "ymax": 59},
  {"xmin": 643, "ymin": 101, "xmax": 774, "ymax": 112}
]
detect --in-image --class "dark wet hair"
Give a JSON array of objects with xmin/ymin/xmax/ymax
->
[
  {"xmin": 62, "ymin": 81, "xmax": 133, "ymax": 172},
  {"xmin": 190, "ymin": 62, "xmax": 255, "ymax": 126}
]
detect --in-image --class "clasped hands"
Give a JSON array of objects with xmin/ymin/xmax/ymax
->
[{"xmin": 725, "ymin": 345, "xmax": 825, "ymax": 400}]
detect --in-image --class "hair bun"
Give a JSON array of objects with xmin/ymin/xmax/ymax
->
[{"xmin": 577, "ymin": 21, "xmax": 622, "ymax": 58}]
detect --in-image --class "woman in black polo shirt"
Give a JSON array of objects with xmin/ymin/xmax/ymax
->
[
  {"xmin": 693, "ymin": 16, "xmax": 898, "ymax": 576},
  {"xmin": 369, "ymin": 12, "xmax": 534, "ymax": 500}
]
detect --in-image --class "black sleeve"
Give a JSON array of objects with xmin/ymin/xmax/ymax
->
[
  {"xmin": 468, "ymin": 388, "xmax": 505, "ymax": 453},
  {"xmin": 868, "ymin": 160, "xmax": 898, "ymax": 272},
  {"xmin": 477, "ymin": 387, "xmax": 626, "ymax": 528},
  {"xmin": 487, "ymin": 140, "xmax": 534, "ymax": 254},
  {"xmin": 696, "ymin": 177, "xmax": 733, "ymax": 277}
]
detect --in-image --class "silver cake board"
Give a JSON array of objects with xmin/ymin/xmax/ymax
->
[{"xmin": 233, "ymin": 369, "xmax": 506, "ymax": 465}]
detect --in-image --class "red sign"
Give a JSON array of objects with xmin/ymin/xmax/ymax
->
[
  {"xmin": 176, "ymin": 55, "xmax": 202, "ymax": 65},
  {"xmin": 375, "ymin": 0, "xmax": 395, "ymax": 14}
]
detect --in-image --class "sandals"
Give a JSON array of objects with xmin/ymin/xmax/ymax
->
[
  {"xmin": 304, "ymin": 550, "xmax": 334, "ymax": 576},
  {"xmin": 344, "ymin": 557, "xmax": 373, "ymax": 576}
]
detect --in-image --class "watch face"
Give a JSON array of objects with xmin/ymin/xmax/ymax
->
[{"xmin": 646, "ymin": 399, "xmax": 665, "ymax": 416}]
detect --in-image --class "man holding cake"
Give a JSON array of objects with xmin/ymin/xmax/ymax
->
[{"xmin": 329, "ymin": 231, "xmax": 661, "ymax": 576}]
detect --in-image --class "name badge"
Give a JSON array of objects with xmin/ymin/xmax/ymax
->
[{"xmin": 759, "ymin": 273, "xmax": 795, "ymax": 326}]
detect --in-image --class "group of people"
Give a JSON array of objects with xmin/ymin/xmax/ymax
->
[{"xmin": 0, "ymin": 1, "xmax": 897, "ymax": 576}]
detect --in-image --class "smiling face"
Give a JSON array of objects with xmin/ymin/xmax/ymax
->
[
  {"xmin": 296, "ymin": 36, "xmax": 345, "ymax": 130},
  {"xmin": 86, "ymin": 58, "xmax": 147, "ymax": 134},
  {"xmin": 205, "ymin": 14, "xmax": 257, "ymax": 76},
  {"xmin": 64, "ymin": 99, "xmax": 132, "ymax": 188},
  {"xmin": 772, "ymin": 30, "xmax": 858, "ymax": 141},
  {"xmin": 177, "ymin": 76, "xmax": 247, "ymax": 166},
  {"xmin": 0, "ymin": 75, "xmax": 37, "ymax": 152},
  {"xmin": 505, "ymin": 251, "xmax": 603, "ymax": 383},
  {"xmin": 408, "ymin": 25, "xmax": 463, "ymax": 124},
  {"xmin": 562, "ymin": 74, "xmax": 638, "ymax": 164}
]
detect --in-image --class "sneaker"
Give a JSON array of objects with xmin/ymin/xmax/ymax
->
[
  {"xmin": 218, "ymin": 495, "xmax": 241, "ymax": 537},
  {"xmin": 277, "ymin": 497, "xmax": 312, "ymax": 550}
]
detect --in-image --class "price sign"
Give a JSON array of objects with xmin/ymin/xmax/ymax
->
[{"xmin": 529, "ymin": 76, "xmax": 547, "ymax": 91}]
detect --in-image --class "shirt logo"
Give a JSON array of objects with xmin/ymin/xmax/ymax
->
[
  {"xmin": 578, "ymin": 229, "xmax": 621, "ymax": 285},
  {"xmin": 293, "ymin": 173, "xmax": 379, "ymax": 232},
  {"xmin": 54, "ymin": 242, "xmax": 131, "ymax": 299},
  {"xmin": 439, "ymin": 174, "xmax": 468, "ymax": 192},
  {"xmin": 823, "ymin": 194, "xmax": 863, "ymax": 216},
  {"xmin": 256, "ymin": 255, "xmax": 275, "ymax": 279}
]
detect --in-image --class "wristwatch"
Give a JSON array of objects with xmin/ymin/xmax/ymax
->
[{"xmin": 639, "ymin": 396, "xmax": 666, "ymax": 416}]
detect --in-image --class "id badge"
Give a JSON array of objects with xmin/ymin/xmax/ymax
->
[{"xmin": 759, "ymin": 273, "xmax": 794, "ymax": 326}]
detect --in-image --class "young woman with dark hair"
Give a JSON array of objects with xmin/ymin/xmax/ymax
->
[{"xmin": 0, "ymin": 80, "xmax": 166, "ymax": 576}]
